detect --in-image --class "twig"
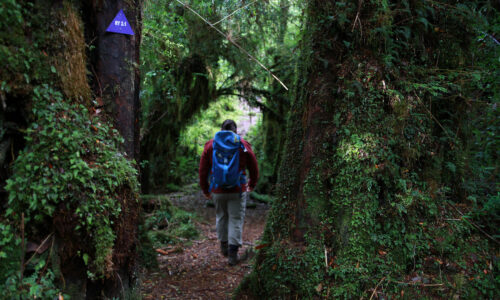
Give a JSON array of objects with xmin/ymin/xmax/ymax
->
[
  {"xmin": 24, "ymin": 233, "xmax": 54, "ymax": 267},
  {"xmin": 20, "ymin": 213, "xmax": 25, "ymax": 283},
  {"xmin": 175, "ymin": 0, "xmax": 288, "ymax": 91},
  {"xmin": 212, "ymin": 0, "xmax": 258, "ymax": 25},
  {"xmin": 36, "ymin": 237, "xmax": 54, "ymax": 284},
  {"xmin": 414, "ymin": 93, "xmax": 455, "ymax": 141},
  {"xmin": 324, "ymin": 247, "xmax": 328, "ymax": 268},
  {"xmin": 351, "ymin": 0, "xmax": 363, "ymax": 34},
  {"xmin": 369, "ymin": 276, "xmax": 386, "ymax": 300},
  {"xmin": 393, "ymin": 280, "xmax": 444, "ymax": 287},
  {"xmin": 481, "ymin": 32, "xmax": 500, "ymax": 45},
  {"xmin": 116, "ymin": 271, "xmax": 125, "ymax": 297},
  {"xmin": 90, "ymin": 64, "xmax": 104, "ymax": 100},
  {"xmin": 447, "ymin": 202, "xmax": 500, "ymax": 245}
]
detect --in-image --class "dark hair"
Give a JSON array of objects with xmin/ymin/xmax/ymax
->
[{"xmin": 221, "ymin": 119, "xmax": 237, "ymax": 133}]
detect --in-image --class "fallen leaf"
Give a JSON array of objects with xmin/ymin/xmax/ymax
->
[
  {"xmin": 255, "ymin": 243, "xmax": 270, "ymax": 250},
  {"xmin": 378, "ymin": 250, "xmax": 387, "ymax": 256},
  {"xmin": 156, "ymin": 249, "xmax": 169, "ymax": 255}
]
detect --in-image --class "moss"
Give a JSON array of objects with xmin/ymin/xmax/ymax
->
[
  {"xmin": 238, "ymin": 239, "xmax": 324, "ymax": 299},
  {"xmin": 52, "ymin": 1, "xmax": 91, "ymax": 103}
]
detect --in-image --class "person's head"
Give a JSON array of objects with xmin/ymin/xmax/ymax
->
[{"xmin": 221, "ymin": 119, "xmax": 237, "ymax": 133}]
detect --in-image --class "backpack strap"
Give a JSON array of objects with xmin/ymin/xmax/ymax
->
[{"xmin": 209, "ymin": 149, "xmax": 217, "ymax": 193}]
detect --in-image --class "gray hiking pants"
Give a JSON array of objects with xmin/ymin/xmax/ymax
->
[{"xmin": 212, "ymin": 192, "xmax": 248, "ymax": 247}]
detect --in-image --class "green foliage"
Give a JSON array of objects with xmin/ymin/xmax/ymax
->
[
  {"xmin": 4, "ymin": 85, "xmax": 139, "ymax": 280},
  {"xmin": 461, "ymin": 11, "xmax": 500, "ymax": 238},
  {"xmin": 180, "ymin": 97, "xmax": 242, "ymax": 155},
  {"xmin": 0, "ymin": 223, "xmax": 21, "ymax": 290},
  {"xmin": 140, "ymin": 0, "xmax": 299, "ymax": 191},
  {"xmin": 0, "ymin": 0, "xmax": 44, "ymax": 93},
  {"xmin": 249, "ymin": 191, "xmax": 275, "ymax": 204},
  {"xmin": 139, "ymin": 194, "xmax": 199, "ymax": 269},
  {"xmin": 240, "ymin": 239, "xmax": 324, "ymax": 298},
  {"xmin": 245, "ymin": 118, "xmax": 272, "ymax": 187},
  {"xmin": 145, "ymin": 206, "xmax": 198, "ymax": 247}
]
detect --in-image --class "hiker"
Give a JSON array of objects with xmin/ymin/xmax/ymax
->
[{"xmin": 199, "ymin": 119, "xmax": 259, "ymax": 266}]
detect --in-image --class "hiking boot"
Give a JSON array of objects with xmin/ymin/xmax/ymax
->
[
  {"xmin": 220, "ymin": 241, "xmax": 228, "ymax": 257},
  {"xmin": 228, "ymin": 244, "xmax": 239, "ymax": 266}
]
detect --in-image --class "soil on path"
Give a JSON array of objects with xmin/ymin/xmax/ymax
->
[{"xmin": 140, "ymin": 188, "xmax": 269, "ymax": 299}]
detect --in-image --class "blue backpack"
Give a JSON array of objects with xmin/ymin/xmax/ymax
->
[{"xmin": 209, "ymin": 130, "xmax": 246, "ymax": 192}]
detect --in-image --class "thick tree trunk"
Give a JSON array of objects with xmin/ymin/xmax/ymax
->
[
  {"xmin": 81, "ymin": 1, "xmax": 142, "ymax": 298},
  {"xmin": 89, "ymin": 0, "xmax": 142, "ymax": 160},
  {"xmin": 239, "ymin": 0, "xmax": 491, "ymax": 298},
  {"xmin": 92, "ymin": 2, "xmax": 142, "ymax": 298}
]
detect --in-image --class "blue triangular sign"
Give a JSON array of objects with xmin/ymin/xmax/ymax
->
[{"xmin": 106, "ymin": 10, "xmax": 134, "ymax": 35}]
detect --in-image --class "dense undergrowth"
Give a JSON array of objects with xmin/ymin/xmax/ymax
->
[{"xmin": 139, "ymin": 194, "xmax": 199, "ymax": 270}]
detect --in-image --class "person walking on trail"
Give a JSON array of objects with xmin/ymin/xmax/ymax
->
[{"xmin": 199, "ymin": 119, "xmax": 259, "ymax": 266}]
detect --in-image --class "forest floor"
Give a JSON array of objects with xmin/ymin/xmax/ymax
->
[{"xmin": 140, "ymin": 186, "xmax": 269, "ymax": 299}]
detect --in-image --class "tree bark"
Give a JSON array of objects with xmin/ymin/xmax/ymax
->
[{"xmin": 92, "ymin": 0, "xmax": 142, "ymax": 160}]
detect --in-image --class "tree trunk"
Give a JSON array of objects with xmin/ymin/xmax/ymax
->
[
  {"xmin": 239, "ymin": 0, "xmax": 491, "ymax": 298},
  {"xmin": 82, "ymin": 1, "xmax": 142, "ymax": 298},
  {"xmin": 86, "ymin": 0, "xmax": 142, "ymax": 160}
]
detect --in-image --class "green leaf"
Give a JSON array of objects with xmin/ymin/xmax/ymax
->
[
  {"xmin": 445, "ymin": 162, "xmax": 456, "ymax": 173},
  {"xmin": 83, "ymin": 253, "xmax": 89, "ymax": 265}
]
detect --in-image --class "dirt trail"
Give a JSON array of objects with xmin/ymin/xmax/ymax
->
[
  {"xmin": 141, "ymin": 189, "xmax": 268, "ymax": 299},
  {"xmin": 237, "ymin": 100, "xmax": 260, "ymax": 138}
]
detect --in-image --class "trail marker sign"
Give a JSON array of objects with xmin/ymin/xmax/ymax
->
[{"xmin": 106, "ymin": 10, "xmax": 134, "ymax": 35}]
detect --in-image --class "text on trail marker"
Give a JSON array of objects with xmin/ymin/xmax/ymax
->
[{"xmin": 106, "ymin": 10, "xmax": 134, "ymax": 35}]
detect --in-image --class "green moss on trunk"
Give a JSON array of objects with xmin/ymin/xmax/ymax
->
[{"xmin": 239, "ymin": 1, "xmax": 499, "ymax": 299}]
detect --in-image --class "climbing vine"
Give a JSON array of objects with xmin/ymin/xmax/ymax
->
[{"xmin": 2, "ymin": 85, "xmax": 139, "ymax": 296}]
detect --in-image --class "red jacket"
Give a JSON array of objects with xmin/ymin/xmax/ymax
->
[{"xmin": 199, "ymin": 138, "xmax": 259, "ymax": 195}]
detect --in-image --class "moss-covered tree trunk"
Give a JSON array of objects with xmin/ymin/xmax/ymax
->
[
  {"xmin": 240, "ymin": 1, "xmax": 498, "ymax": 298},
  {"xmin": 1, "ymin": 1, "xmax": 143, "ymax": 298}
]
